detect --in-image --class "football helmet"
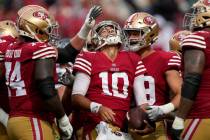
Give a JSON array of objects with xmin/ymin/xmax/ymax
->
[
  {"xmin": 91, "ymin": 20, "xmax": 124, "ymax": 50},
  {"xmin": 123, "ymin": 12, "xmax": 159, "ymax": 52},
  {"xmin": 169, "ymin": 30, "xmax": 191, "ymax": 53},
  {"xmin": 17, "ymin": 5, "xmax": 59, "ymax": 43},
  {"xmin": 0, "ymin": 20, "xmax": 19, "ymax": 38},
  {"xmin": 183, "ymin": 0, "xmax": 210, "ymax": 30}
]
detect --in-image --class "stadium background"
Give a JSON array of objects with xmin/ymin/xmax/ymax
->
[{"xmin": 0, "ymin": 0, "xmax": 196, "ymax": 51}]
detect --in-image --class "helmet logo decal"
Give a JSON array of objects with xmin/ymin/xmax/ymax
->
[
  {"xmin": 143, "ymin": 16, "xmax": 155, "ymax": 25},
  {"xmin": 33, "ymin": 11, "xmax": 49, "ymax": 20}
]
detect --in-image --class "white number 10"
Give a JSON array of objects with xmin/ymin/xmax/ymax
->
[{"xmin": 99, "ymin": 72, "xmax": 129, "ymax": 99}]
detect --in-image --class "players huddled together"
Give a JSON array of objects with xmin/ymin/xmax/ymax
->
[{"xmin": 0, "ymin": 0, "xmax": 210, "ymax": 140}]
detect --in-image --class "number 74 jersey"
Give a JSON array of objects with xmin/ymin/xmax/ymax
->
[{"xmin": 73, "ymin": 50, "xmax": 146, "ymax": 128}]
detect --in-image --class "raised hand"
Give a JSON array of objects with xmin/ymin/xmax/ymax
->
[{"xmin": 85, "ymin": 5, "xmax": 102, "ymax": 28}]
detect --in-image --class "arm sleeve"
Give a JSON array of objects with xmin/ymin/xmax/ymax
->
[
  {"xmin": 165, "ymin": 53, "xmax": 181, "ymax": 71},
  {"xmin": 181, "ymin": 34, "xmax": 206, "ymax": 50},
  {"xmin": 73, "ymin": 52, "xmax": 92, "ymax": 76},
  {"xmin": 35, "ymin": 58, "xmax": 57, "ymax": 100},
  {"xmin": 32, "ymin": 43, "xmax": 57, "ymax": 60},
  {"xmin": 134, "ymin": 60, "xmax": 147, "ymax": 77},
  {"xmin": 56, "ymin": 41, "xmax": 80, "ymax": 64},
  {"xmin": 72, "ymin": 72, "xmax": 91, "ymax": 96},
  {"xmin": 133, "ymin": 75, "xmax": 148, "ymax": 106}
]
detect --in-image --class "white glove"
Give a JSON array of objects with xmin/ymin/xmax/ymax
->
[
  {"xmin": 146, "ymin": 103, "xmax": 175, "ymax": 121},
  {"xmin": 96, "ymin": 121, "xmax": 107, "ymax": 140},
  {"xmin": 78, "ymin": 5, "xmax": 102, "ymax": 39},
  {"xmin": 96, "ymin": 121, "xmax": 133, "ymax": 140},
  {"xmin": 146, "ymin": 106, "xmax": 164, "ymax": 121},
  {"xmin": 58, "ymin": 114, "xmax": 73, "ymax": 140},
  {"xmin": 0, "ymin": 108, "xmax": 9, "ymax": 128}
]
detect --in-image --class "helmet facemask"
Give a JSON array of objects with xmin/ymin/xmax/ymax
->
[
  {"xmin": 91, "ymin": 21, "xmax": 124, "ymax": 50},
  {"xmin": 123, "ymin": 12, "xmax": 159, "ymax": 52},
  {"xmin": 183, "ymin": 4, "xmax": 210, "ymax": 31},
  {"xmin": 124, "ymin": 27, "xmax": 152, "ymax": 52}
]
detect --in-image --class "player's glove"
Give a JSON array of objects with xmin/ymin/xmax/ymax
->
[
  {"xmin": 58, "ymin": 114, "xmax": 73, "ymax": 140},
  {"xmin": 171, "ymin": 116, "xmax": 184, "ymax": 140},
  {"xmin": 0, "ymin": 108, "xmax": 9, "ymax": 128},
  {"xmin": 146, "ymin": 103, "xmax": 175, "ymax": 121},
  {"xmin": 58, "ymin": 67, "xmax": 75, "ymax": 87},
  {"xmin": 78, "ymin": 5, "xmax": 102, "ymax": 39}
]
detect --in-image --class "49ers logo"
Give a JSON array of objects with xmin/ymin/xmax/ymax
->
[
  {"xmin": 33, "ymin": 11, "xmax": 49, "ymax": 20},
  {"xmin": 143, "ymin": 16, "xmax": 155, "ymax": 25}
]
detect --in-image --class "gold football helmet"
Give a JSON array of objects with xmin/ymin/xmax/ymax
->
[
  {"xmin": 169, "ymin": 30, "xmax": 191, "ymax": 54},
  {"xmin": 183, "ymin": 0, "xmax": 210, "ymax": 30},
  {"xmin": 123, "ymin": 12, "xmax": 159, "ymax": 52},
  {"xmin": 0, "ymin": 20, "xmax": 19, "ymax": 38},
  {"xmin": 17, "ymin": 5, "xmax": 59, "ymax": 43},
  {"xmin": 91, "ymin": 20, "xmax": 124, "ymax": 50}
]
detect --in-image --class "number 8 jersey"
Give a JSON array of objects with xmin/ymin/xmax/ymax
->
[{"xmin": 73, "ymin": 50, "xmax": 147, "ymax": 129}]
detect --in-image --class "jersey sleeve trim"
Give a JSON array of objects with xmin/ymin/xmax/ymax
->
[
  {"xmin": 168, "ymin": 55, "xmax": 181, "ymax": 66},
  {"xmin": 181, "ymin": 34, "xmax": 206, "ymax": 49},
  {"xmin": 74, "ymin": 57, "xmax": 92, "ymax": 76},
  {"xmin": 32, "ymin": 46, "xmax": 57, "ymax": 59},
  {"xmin": 135, "ymin": 60, "xmax": 146, "ymax": 76}
]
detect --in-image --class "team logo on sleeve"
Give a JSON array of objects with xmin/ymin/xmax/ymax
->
[
  {"xmin": 33, "ymin": 11, "xmax": 49, "ymax": 20},
  {"xmin": 143, "ymin": 16, "xmax": 155, "ymax": 25}
]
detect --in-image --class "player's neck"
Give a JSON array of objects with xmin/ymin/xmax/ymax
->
[
  {"xmin": 137, "ymin": 46, "xmax": 155, "ymax": 59},
  {"xmin": 101, "ymin": 46, "xmax": 119, "ymax": 61}
]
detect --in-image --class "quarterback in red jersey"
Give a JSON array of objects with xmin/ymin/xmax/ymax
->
[
  {"xmin": 71, "ymin": 20, "xmax": 148, "ymax": 140},
  {"xmin": 172, "ymin": 1, "xmax": 210, "ymax": 140},
  {"xmin": 124, "ymin": 12, "xmax": 182, "ymax": 139},
  {"xmin": 0, "ymin": 20, "xmax": 19, "ymax": 140},
  {"xmin": 2, "ymin": 4, "xmax": 102, "ymax": 140}
]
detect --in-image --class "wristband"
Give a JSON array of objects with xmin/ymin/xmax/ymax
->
[
  {"xmin": 90, "ymin": 102, "xmax": 102, "ymax": 113},
  {"xmin": 159, "ymin": 102, "xmax": 175, "ymax": 114}
]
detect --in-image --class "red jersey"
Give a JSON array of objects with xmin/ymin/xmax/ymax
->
[
  {"xmin": 4, "ymin": 41, "xmax": 57, "ymax": 122},
  {"xmin": 181, "ymin": 31, "xmax": 210, "ymax": 118},
  {"xmin": 73, "ymin": 50, "xmax": 146, "ymax": 130},
  {"xmin": 142, "ymin": 50, "xmax": 181, "ymax": 105},
  {"xmin": 0, "ymin": 35, "xmax": 16, "ymax": 113}
]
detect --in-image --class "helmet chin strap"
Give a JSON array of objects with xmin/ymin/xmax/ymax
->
[{"xmin": 95, "ymin": 35, "xmax": 122, "ymax": 50}]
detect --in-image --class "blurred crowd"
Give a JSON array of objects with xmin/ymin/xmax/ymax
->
[{"xmin": 0, "ymin": 0, "xmax": 194, "ymax": 51}]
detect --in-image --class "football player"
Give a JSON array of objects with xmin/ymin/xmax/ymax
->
[
  {"xmin": 172, "ymin": 1, "xmax": 210, "ymax": 140},
  {"xmin": 169, "ymin": 30, "xmax": 191, "ymax": 56},
  {"xmin": 2, "ymin": 4, "xmax": 101, "ymax": 140},
  {"xmin": 123, "ymin": 12, "xmax": 182, "ymax": 140},
  {"xmin": 0, "ymin": 20, "xmax": 19, "ymax": 140},
  {"xmin": 71, "ymin": 20, "xmax": 148, "ymax": 140}
]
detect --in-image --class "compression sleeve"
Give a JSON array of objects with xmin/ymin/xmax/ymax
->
[{"xmin": 72, "ymin": 72, "xmax": 90, "ymax": 96}]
